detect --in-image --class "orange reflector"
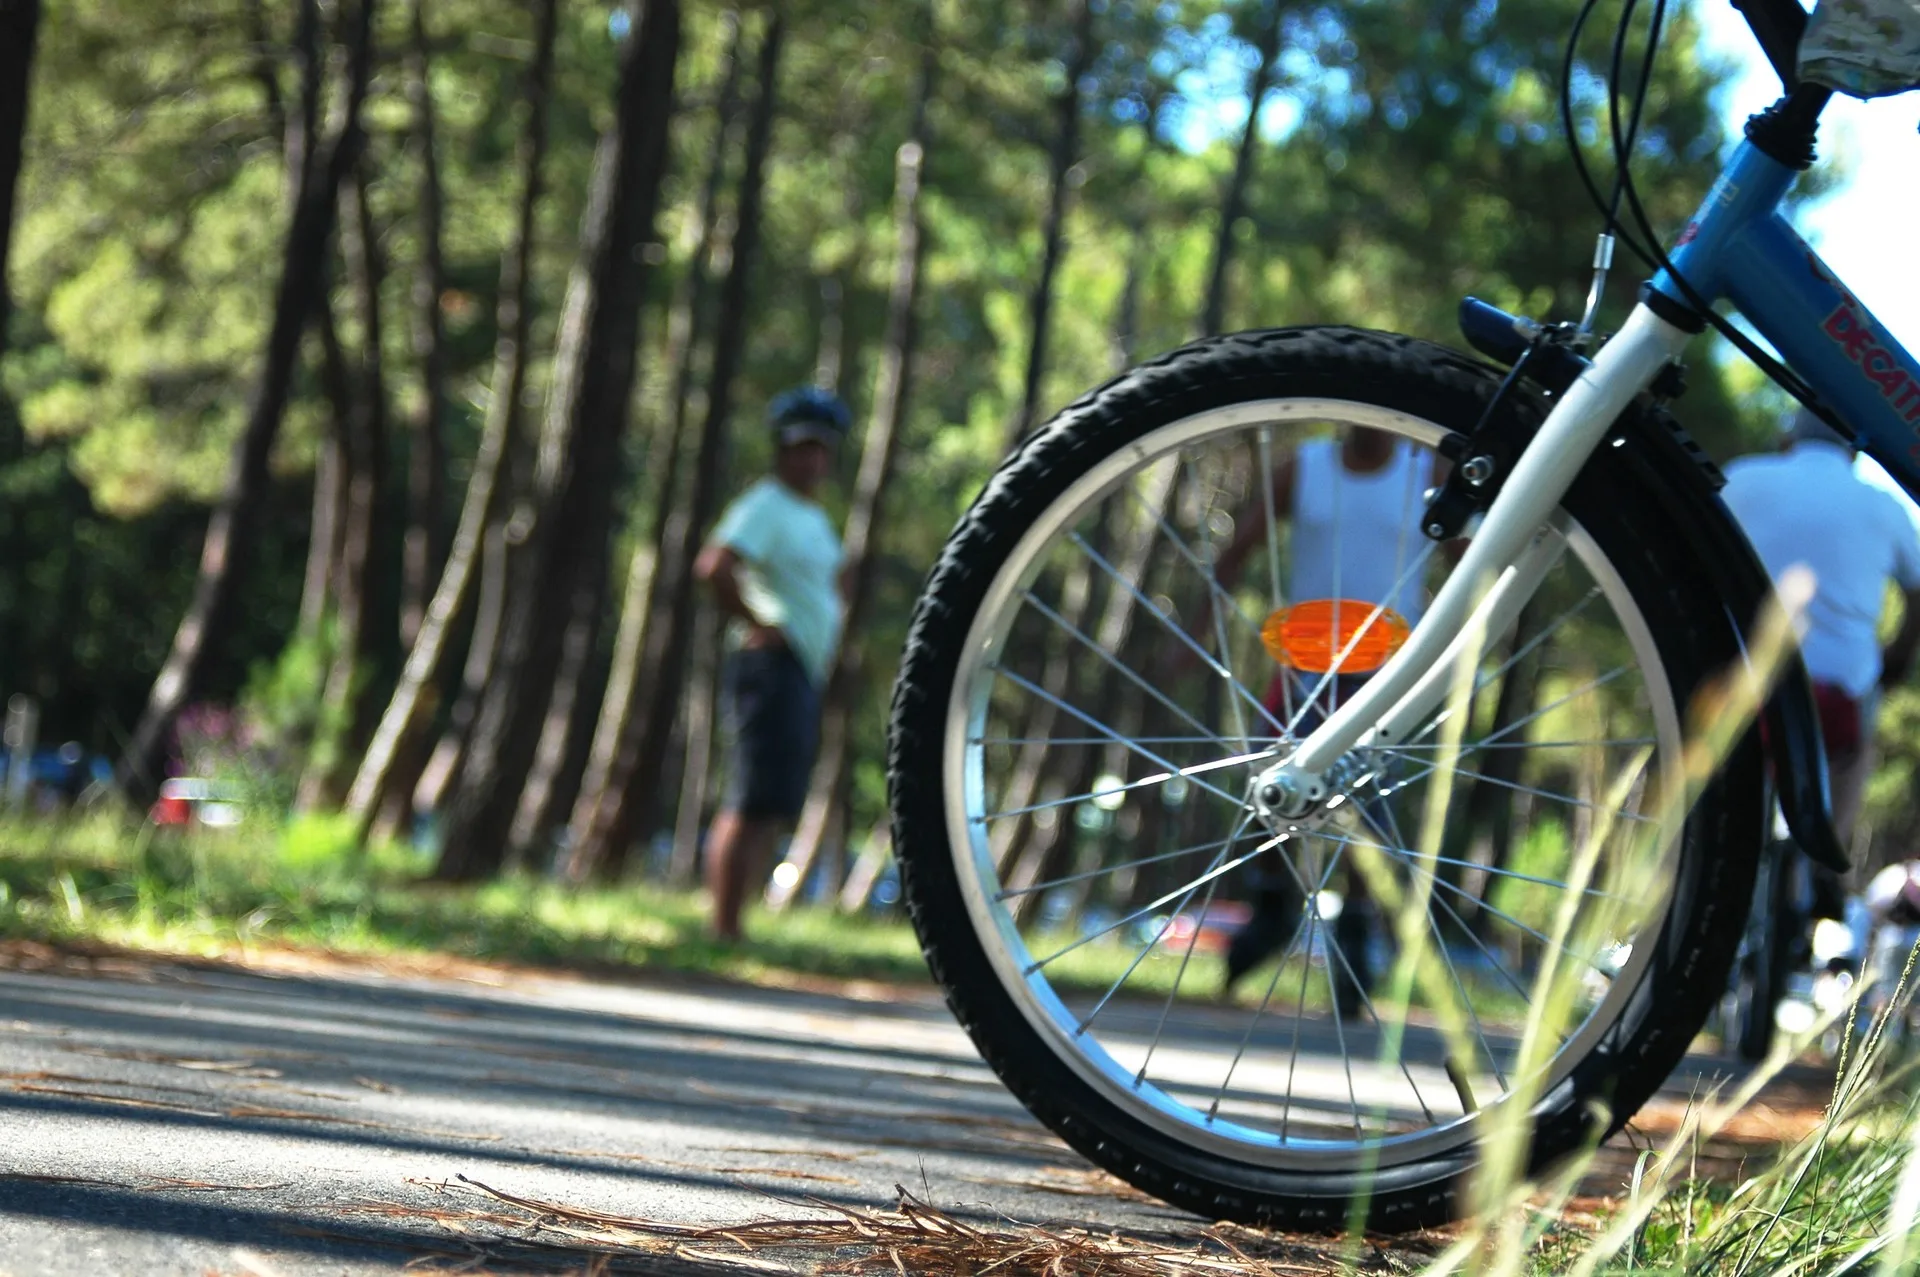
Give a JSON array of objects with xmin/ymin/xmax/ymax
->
[{"xmin": 1261, "ymin": 600, "xmax": 1410, "ymax": 674}]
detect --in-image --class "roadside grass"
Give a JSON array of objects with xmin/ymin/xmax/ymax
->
[
  {"xmin": 0, "ymin": 809, "xmax": 1557, "ymax": 1020},
  {"xmin": 0, "ymin": 809, "xmax": 1283, "ymax": 1000},
  {"xmin": 0, "ymin": 810, "xmax": 936, "ymax": 986},
  {"xmin": 1407, "ymin": 574, "xmax": 1920, "ymax": 1277},
  {"xmin": 1486, "ymin": 965, "xmax": 1920, "ymax": 1277}
]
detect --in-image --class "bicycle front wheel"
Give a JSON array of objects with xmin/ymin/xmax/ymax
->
[{"xmin": 887, "ymin": 327, "xmax": 1762, "ymax": 1230}]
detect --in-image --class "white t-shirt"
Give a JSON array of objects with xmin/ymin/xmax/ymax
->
[
  {"xmin": 1722, "ymin": 441, "xmax": 1920, "ymax": 699},
  {"xmin": 706, "ymin": 477, "xmax": 845, "ymax": 687},
  {"xmin": 1288, "ymin": 439, "xmax": 1432, "ymax": 626}
]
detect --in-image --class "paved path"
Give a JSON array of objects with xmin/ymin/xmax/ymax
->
[
  {"xmin": 0, "ymin": 949, "xmax": 1807, "ymax": 1275},
  {"xmin": 0, "ymin": 951, "xmax": 1202, "ymax": 1274}
]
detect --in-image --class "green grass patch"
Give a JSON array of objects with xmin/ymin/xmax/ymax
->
[{"xmin": 0, "ymin": 812, "xmax": 933, "ymax": 986}]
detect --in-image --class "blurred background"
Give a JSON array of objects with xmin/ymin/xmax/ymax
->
[{"xmin": 1, "ymin": 0, "xmax": 1916, "ymax": 967}]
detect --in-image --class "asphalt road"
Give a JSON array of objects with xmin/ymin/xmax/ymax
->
[{"xmin": 0, "ymin": 949, "xmax": 1791, "ymax": 1275}]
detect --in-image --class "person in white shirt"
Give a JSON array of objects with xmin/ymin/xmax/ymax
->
[
  {"xmin": 693, "ymin": 388, "xmax": 851, "ymax": 941},
  {"xmin": 1202, "ymin": 427, "xmax": 1436, "ymax": 1008},
  {"xmin": 1722, "ymin": 408, "xmax": 1920, "ymax": 886}
]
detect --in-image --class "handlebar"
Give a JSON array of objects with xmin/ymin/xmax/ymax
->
[{"xmin": 1732, "ymin": 0, "xmax": 1809, "ymax": 91}]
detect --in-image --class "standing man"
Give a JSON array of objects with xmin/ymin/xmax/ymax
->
[
  {"xmin": 1723, "ymin": 408, "xmax": 1920, "ymax": 892},
  {"xmin": 1197, "ymin": 426, "xmax": 1435, "ymax": 1007},
  {"xmin": 693, "ymin": 387, "xmax": 852, "ymax": 941}
]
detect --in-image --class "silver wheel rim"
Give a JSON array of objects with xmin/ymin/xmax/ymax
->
[{"xmin": 940, "ymin": 399, "xmax": 1684, "ymax": 1172}]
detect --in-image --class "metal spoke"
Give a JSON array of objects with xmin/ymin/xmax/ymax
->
[
  {"xmin": 1395, "ymin": 587, "xmax": 1605, "ymax": 748},
  {"xmin": 1261, "ymin": 825, "xmax": 1438, "ymax": 1126},
  {"xmin": 1283, "ymin": 540, "xmax": 1440, "ymax": 739},
  {"xmin": 982, "ymin": 744, "xmax": 1279, "ymax": 824},
  {"xmin": 1369, "ymin": 800, "xmax": 1512, "ymax": 1091},
  {"xmin": 973, "ymin": 735, "xmax": 1239, "ymax": 747},
  {"xmin": 1391, "ymin": 760, "xmax": 1654, "ymax": 826},
  {"xmin": 1130, "ymin": 815, "xmax": 1258, "ymax": 1082},
  {"xmin": 1258, "ymin": 426, "xmax": 1283, "ymax": 618},
  {"xmin": 1380, "ymin": 848, "xmax": 1614, "ymax": 978},
  {"xmin": 1025, "ymin": 834, "xmax": 1281, "ymax": 973},
  {"xmin": 1136, "ymin": 482, "xmax": 1268, "ymax": 650},
  {"xmin": 1183, "ymin": 453, "xmax": 1253, "ymax": 754},
  {"xmin": 995, "ymin": 829, "xmax": 1267, "ymax": 901},
  {"xmin": 1361, "ymin": 840, "xmax": 1623, "ymax": 901},
  {"xmin": 1018, "ymin": 589, "xmax": 1234, "ymax": 753},
  {"xmin": 1068, "ymin": 530, "xmax": 1289, "ymax": 740},
  {"xmin": 1303, "ymin": 827, "xmax": 1537, "ymax": 1015},
  {"xmin": 1210, "ymin": 842, "xmax": 1348, "ymax": 1129},
  {"xmin": 1327, "ymin": 911, "xmax": 1364, "ymax": 1140},
  {"xmin": 988, "ymin": 665, "xmax": 1249, "ymax": 812},
  {"xmin": 1279, "ymin": 892, "xmax": 1322, "ymax": 1142},
  {"xmin": 1080, "ymin": 812, "xmax": 1256, "ymax": 1038},
  {"xmin": 1395, "ymin": 663, "xmax": 1634, "ymax": 763},
  {"xmin": 1067, "ymin": 530, "xmax": 1229, "ymax": 680},
  {"xmin": 1379, "ymin": 737, "xmax": 1656, "ymax": 751}
]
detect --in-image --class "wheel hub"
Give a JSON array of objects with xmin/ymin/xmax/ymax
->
[{"xmin": 1248, "ymin": 750, "xmax": 1378, "ymax": 835}]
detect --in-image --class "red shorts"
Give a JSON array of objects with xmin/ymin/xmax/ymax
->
[{"xmin": 1812, "ymin": 682, "xmax": 1863, "ymax": 758}]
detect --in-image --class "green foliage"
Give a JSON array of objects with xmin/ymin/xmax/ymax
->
[{"xmin": 0, "ymin": 0, "xmax": 1892, "ymax": 864}]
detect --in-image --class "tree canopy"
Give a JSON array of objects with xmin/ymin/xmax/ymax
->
[{"xmin": 10, "ymin": 0, "xmax": 1902, "ymax": 882}]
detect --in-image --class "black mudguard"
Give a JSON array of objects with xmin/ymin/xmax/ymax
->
[{"xmin": 1614, "ymin": 408, "xmax": 1850, "ymax": 873}]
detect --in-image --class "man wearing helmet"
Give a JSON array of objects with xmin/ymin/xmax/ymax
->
[{"xmin": 693, "ymin": 387, "xmax": 852, "ymax": 941}]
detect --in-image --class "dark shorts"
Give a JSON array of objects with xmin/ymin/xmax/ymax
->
[{"xmin": 721, "ymin": 644, "xmax": 821, "ymax": 821}]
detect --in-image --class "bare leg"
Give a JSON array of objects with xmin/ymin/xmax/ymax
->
[
  {"xmin": 1831, "ymin": 743, "xmax": 1879, "ymax": 891},
  {"xmin": 705, "ymin": 808, "xmax": 785, "ymax": 941}
]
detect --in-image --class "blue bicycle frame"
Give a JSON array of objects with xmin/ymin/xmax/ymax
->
[
  {"xmin": 1655, "ymin": 141, "xmax": 1920, "ymax": 485},
  {"xmin": 1256, "ymin": 83, "xmax": 1917, "ymax": 843}
]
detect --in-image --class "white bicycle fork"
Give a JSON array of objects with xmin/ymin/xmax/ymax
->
[{"xmin": 1251, "ymin": 302, "xmax": 1694, "ymax": 814}]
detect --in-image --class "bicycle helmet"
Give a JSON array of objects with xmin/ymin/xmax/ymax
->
[{"xmin": 768, "ymin": 386, "xmax": 852, "ymax": 447}]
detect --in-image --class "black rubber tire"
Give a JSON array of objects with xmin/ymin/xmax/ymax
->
[
  {"xmin": 1733, "ymin": 840, "xmax": 1796, "ymax": 1062},
  {"xmin": 886, "ymin": 326, "xmax": 1765, "ymax": 1232}
]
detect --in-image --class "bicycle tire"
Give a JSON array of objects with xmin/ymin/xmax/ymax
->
[
  {"xmin": 887, "ymin": 326, "xmax": 1764, "ymax": 1230},
  {"xmin": 1732, "ymin": 839, "xmax": 1796, "ymax": 1061}
]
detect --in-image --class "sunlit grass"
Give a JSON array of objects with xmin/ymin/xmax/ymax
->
[
  {"xmin": 0, "ymin": 809, "xmax": 1326, "ymax": 1000},
  {"xmin": 0, "ymin": 810, "xmax": 933, "ymax": 984},
  {"xmin": 1400, "ymin": 566, "xmax": 1920, "ymax": 1277}
]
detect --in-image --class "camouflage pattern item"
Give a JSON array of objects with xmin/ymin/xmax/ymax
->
[{"xmin": 1799, "ymin": 0, "xmax": 1920, "ymax": 98}]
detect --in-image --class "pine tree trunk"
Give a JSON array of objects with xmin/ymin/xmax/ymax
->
[
  {"xmin": 433, "ymin": 0, "xmax": 682, "ymax": 883},
  {"xmin": 301, "ymin": 166, "xmax": 393, "ymax": 810},
  {"xmin": 560, "ymin": 13, "xmax": 746, "ymax": 881},
  {"xmin": 813, "ymin": 274, "xmax": 845, "ymax": 393},
  {"xmin": 298, "ymin": 425, "xmax": 346, "ymax": 634},
  {"xmin": 768, "ymin": 40, "xmax": 935, "ymax": 910},
  {"xmin": 1198, "ymin": 0, "xmax": 1281, "ymax": 339},
  {"xmin": 0, "ymin": 0, "xmax": 41, "ymax": 363},
  {"xmin": 266, "ymin": 0, "xmax": 335, "ymax": 642},
  {"xmin": 343, "ymin": 0, "xmax": 559, "ymax": 839},
  {"xmin": 404, "ymin": 518, "xmax": 510, "ymax": 821},
  {"xmin": 649, "ymin": 7, "xmax": 742, "ymax": 431},
  {"xmin": 507, "ymin": 533, "xmax": 611, "ymax": 859},
  {"xmin": 563, "ymin": 11, "xmax": 785, "ymax": 882},
  {"xmin": 115, "ymin": 0, "xmax": 376, "ymax": 802},
  {"xmin": 400, "ymin": 0, "xmax": 449, "ymax": 650},
  {"xmin": 504, "ymin": 4, "xmax": 730, "ymax": 858},
  {"xmin": 1002, "ymin": 476, "xmax": 1173, "ymax": 922},
  {"xmin": 666, "ymin": 604, "xmax": 720, "ymax": 885},
  {"xmin": 837, "ymin": 821, "xmax": 891, "ymax": 913},
  {"xmin": 1004, "ymin": 0, "xmax": 1094, "ymax": 453}
]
